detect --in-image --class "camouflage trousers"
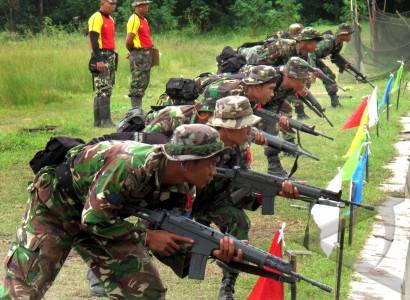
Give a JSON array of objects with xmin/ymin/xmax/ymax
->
[
  {"xmin": 0, "ymin": 169, "xmax": 166, "ymax": 299},
  {"xmin": 93, "ymin": 51, "xmax": 116, "ymax": 98},
  {"xmin": 129, "ymin": 48, "xmax": 153, "ymax": 98},
  {"xmin": 193, "ymin": 200, "xmax": 251, "ymax": 241},
  {"xmin": 316, "ymin": 59, "xmax": 338, "ymax": 96}
]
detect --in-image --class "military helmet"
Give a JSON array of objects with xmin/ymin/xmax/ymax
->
[
  {"xmin": 284, "ymin": 57, "xmax": 310, "ymax": 80},
  {"xmin": 242, "ymin": 65, "xmax": 281, "ymax": 85},
  {"xmin": 132, "ymin": 0, "xmax": 152, "ymax": 7},
  {"xmin": 288, "ymin": 23, "xmax": 304, "ymax": 37},
  {"xmin": 297, "ymin": 27, "xmax": 323, "ymax": 41},
  {"xmin": 207, "ymin": 96, "xmax": 261, "ymax": 129},
  {"xmin": 163, "ymin": 124, "xmax": 225, "ymax": 161},
  {"xmin": 336, "ymin": 23, "xmax": 354, "ymax": 36}
]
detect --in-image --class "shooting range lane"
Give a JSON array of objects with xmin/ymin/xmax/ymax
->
[{"xmin": 349, "ymin": 115, "xmax": 410, "ymax": 299}]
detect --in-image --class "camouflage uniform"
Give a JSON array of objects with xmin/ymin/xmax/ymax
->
[
  {"xmin": 195, "ymin": 96, "xmax": 261, "ymax": 300},
  {"xmin": 0, "ymin": 124, "xmax": 224, "ymax": 299},
  {"xmin": 310, "ymin": 23, "xmax": 354, "ymax": 107}
]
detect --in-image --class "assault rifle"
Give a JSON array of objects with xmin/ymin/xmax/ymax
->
[
  {"xmin": 307, "ymin": 65, "xmax": 347, "ymax": 92},
  {"xmin": 250, "ymin": 128, "xmax": 320, "ymax": 161},
  {"xmin": 254, "ymin": 108, "xmax": 333, "ymax": 140},
  {"xmin": 216, "ymin": 166, "xmax": 375, "ymax": 215},
  {"xmin": 331, "ymin": 54, "xmax": 375, "ymax": 88},
  {"xmin": 300, "ymin": 91, "xmax": 334, "ymax": 127},
  {"xmin": 129, "ymin": 207, "xmax": 333, "ymax": 293}
]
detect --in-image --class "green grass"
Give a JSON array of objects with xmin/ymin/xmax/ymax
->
[{"xmin": 0, "ymin": 26, "xmax": 409, "ymax": 299}]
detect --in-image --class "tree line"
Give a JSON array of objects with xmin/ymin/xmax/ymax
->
[{"xmin": 2, "ymin": 0, "xmax": 409, "ymax": 35}]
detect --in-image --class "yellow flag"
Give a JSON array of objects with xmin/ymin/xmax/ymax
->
[{"xmin": 344, "ymin": 106, "xmax": 368, "ymax": 158}]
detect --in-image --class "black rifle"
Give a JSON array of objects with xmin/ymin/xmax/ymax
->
[
  {"xmin": 251, "ymin": 128, "xmax": 320, "ymax": 161},
  {"xmin": 216, "ymin": 166, "xmax": 375, "ymax": 215},
  {"xmin": 254, "ymin": 108, "xmax": 334, "ymax": 140},
  {"xmin": 129, "ymin": 207, "xmax": 333, "ymax": 293},
  {"xmin": 300, "ymin": 91, "xmax": 334, "ymax": 127},
  {"xmin": 307, "ymin": 65, "xmax": 347, "ymax": 92},
  {"xmin": 331, "ymin": 54, "xmax": 375, "ymax": 88}
]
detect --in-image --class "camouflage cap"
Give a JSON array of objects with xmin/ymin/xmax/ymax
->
[
  {"xmin": 288, "ymin": 23, "xmax": 304, "ymax": 37},
  {"xmin": 297, "ymin": 27, "xmax": 323, "ymax": 41},
  {"xmin": 336, "ymin": 23, "xmax": 354, "ymax": 36},
  {"xmin": 242, "ymin": 65, "xmax": 280, "ymax": 86},
  {"xmin": 132, "ymin": 0, "xmax": 152, "ymax": 7},
  {"xmin": 207, "ymin": 96, "xmax": 261, "ymax": 129},
  {"xmin": 284, "ymin": 57, "xmax": 310, "ymax": 80},
  {"xmin": 162, "ymin": 124, "xmax": 225, "ymax": 161}
]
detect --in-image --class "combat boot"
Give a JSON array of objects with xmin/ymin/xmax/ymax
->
[
  {"xmin": 87, "ymin": 269, "xmax": 107, "ymax": 297},
  {"xmin": 130, "ymin": 96, "xmax": 143, "ymax": 110},
  {"xmin": 330, "ymin": 94, "xmax": 341, "ymax": 108},
  {"xmin": 267, "ymin": 155, "xmax": 288, "ymax": 177},
  {"xmin": 218, "ymin": 269, "xmax": 238, "ymax": 300},
  {"xmin": 93, "ymin": 96, "xmax": 102, "ymax": 127},
  {"xmin": 295, "ymin": 101, "xmax": 310, "ymax": 120},
  {"xmin": 100, "ymin": 96, "xmax": 115, "ymax": 127}
]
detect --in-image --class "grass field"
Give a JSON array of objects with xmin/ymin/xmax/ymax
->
[{"xmin": 0, "ymin": 25, "xmax": 409, "ymax": 299}]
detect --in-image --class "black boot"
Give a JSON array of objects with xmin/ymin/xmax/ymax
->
[
  {"xmin": 130, "ymin": 96, "xmax": 143, "ymax": 110},
  {"xmin": 218, "ymin": 269, "xmax": 238, "ymax": 300},
  {"xmin": 100, "ymin": 96, "xmax": 115, "ymax": 127},
  {"xmin": 330, "ymin": 94, "xmax": 341, "ymax": 108},
  {"xmin": 267, "ymin": 155, "xmax": 288, "ymax": 177},
  {"xmin": 93, "ymin": 96, "xmax": 102, "ymax": 127},
  {"xmin": 295, "ymin": 100, "xmax": 310, "ymax": 120},
  {"xmin": 87, "ymin": 269, "xmax": 107, "ymax": 297}
]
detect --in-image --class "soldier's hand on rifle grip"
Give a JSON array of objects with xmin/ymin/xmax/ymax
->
[
  {"xmin": 297, "ymin": 87, "xmax": 309, "ymax": 97},
  {"xmin": 253, "ymin": 131, "xmax": 267, "ymax": 145},
  {"xmin": 212, "ymin": 236, "xmax": 243, "ymax": 263},
  {"xmin": 278, "ymin": 115, "xmax": 290, "ymax": 132},
  {"xmin": 278, "ymin": 180, "xmax": 299, "ymax": 199},
  {"xmin": 145, "ymin": 229, "xmax": 194, "ymax": 257},
  {"xmin": 96, "ymin": 61, "xmax": 108, "ymax": 73}
]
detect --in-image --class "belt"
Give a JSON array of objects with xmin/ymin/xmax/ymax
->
[
  {"xmin": 101, "ymin": 49, "xmax": 115, "ymax": 53},
  {"xmin": 55, "ymin": 160, "xmax": 81, "ymax": 205},
  {"xmin": 131, "ymin": 47, "xmax": 152, "ymax": 51}
]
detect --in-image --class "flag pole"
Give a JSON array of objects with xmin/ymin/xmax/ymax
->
[
  {"xmin": 348, "ymin": 182, "xmax": 356, "ymax": 246},
  {"xmin": 396, "ymin": 62, "xmax": 404, "ymax": 110},
  {"xmin": 335, "ymin": 218, "xmax": 346, "ymax": 300}
]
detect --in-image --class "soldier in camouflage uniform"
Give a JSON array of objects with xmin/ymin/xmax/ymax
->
[
  {"xmin": 88, "ymin": 0, "xmax": 117, "ymax": 127},
  {"xmin": 239, "ymin": 27, "xmax": 322, "ymax": 120},
  {"xmin": 126, "ymin": 0, "xmax": 154, "ymax": 111},
  {"xmin": 262, "ymin": 57, "xmax": 311, "ymax": 175},
  {"xmin": 0, "ymin": 124, "xmax": 245, "ymax": 299},
  {"xmin": 266, "ymin": 23, "xmax": 304, "ymax": 41},
  {"xmin": 310, "ymin": 23, "xmax": 354, "ymax": 107}
]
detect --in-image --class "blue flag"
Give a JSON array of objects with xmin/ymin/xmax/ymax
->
[
  {"xmin": 351, "ymin": 148, "xmax": 368, "ymax": 204},
  {"xmin": 378, "ymin": 74, "xmax": 394, "ymax": 111}
]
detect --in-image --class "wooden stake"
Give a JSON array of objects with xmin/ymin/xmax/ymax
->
[
  {"xmin": 290, "ymin": 254, "xmax": 297, "ymax": 300},
  {"xmin": 335, "ymin": 218, "xmax": 346, "ymax": 300},
  {"xmin": 348, "ymin": 184, "xmax": 356, "ymax": 246}
]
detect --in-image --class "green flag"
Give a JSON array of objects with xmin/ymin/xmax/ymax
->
[
  {"xmin": 342, "ymin": 140, "xmax": 364, "ymax": 181},
  {"xmin": 391, "ymin": 63, "xmax": 404, "ymax": 94}
]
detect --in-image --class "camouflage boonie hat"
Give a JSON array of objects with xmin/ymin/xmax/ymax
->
[
  {"xmin": 284, "ymin": 57, "xmax": 310, "ymax": 80},
  {"xmin": 207, "ymin": 96, "xmax": 261, "ymax": 129},
  {"xmin": 106, "ymin": 0, "xmax": 118, "ymax": 3},
  {"xmin": 288, "ymin": 23, "xmax": 304, "ymax": 36},
  {"xmin": 132, "ymin": 0, "xmax": 152, "ymax": 7},
  {"xmin": 297, "ymin": 27, "xmax": 323, "ymax": 41},
  {"xmin": 162, "ymin": 124, "xmax": 225, "ymax": 161},
  {"xmin": 242, "ymin": 65, "xmax": 280, "ymax": 85},
  {"xmin": 336, "ymin": 23, "xmax": 354, "ymax": 36}
]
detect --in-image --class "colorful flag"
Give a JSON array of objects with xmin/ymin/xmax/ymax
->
[
  {"xmin": 344, "ymin": 106, "xmax": 368, "ymax": 158},
  {"xmin": 248, "ymin": 230, "xmax": 284, "ymax": 300},
  {"xmin": 342, "ymin": 96, "xmax": 368, "ymax": 130},
  {"xmin": 311, "ymin": 168, "xmax": 342, "ymax": 257},
  {"xmin": 352, "ymin": 148, "xmax": 369, "ymax": 204},
  {"xmin": 378, "ymin": 74, "xmax": 394, "ymax": 111},
  {"xmin": 342, "ymin": 141, "xmax": 364, "ymax": 181},
  {"xmin": 391, "ymin": 62, "xmax": 404, "ymax": 95},
  {"xmin": 368, "ymin": 87, "xmax": 378, "ymax": 128}
]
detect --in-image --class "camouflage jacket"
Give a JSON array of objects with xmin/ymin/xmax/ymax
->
[
  {"xmin": 199, "ymin": 78, "xmax": 245, "ymax": 103},
  {"xmin": 66, "ymin": 141, "xmax": 194, "ymax": 240},
  {"xmin": 313, "ymin": 33, "xmax": 343, "ymax": 60},
  {"xmin": 143, "ymin": 105, "xmax": 197, "ymax": 137}
]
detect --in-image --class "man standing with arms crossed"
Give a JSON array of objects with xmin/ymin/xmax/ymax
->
[
  {"xmin": 126, "ymin": 0, "xmax": 154, "ymax": 112},
  {"xmin": 88, "ymin": 0, "xmax": 117, "ymax": 127}
]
